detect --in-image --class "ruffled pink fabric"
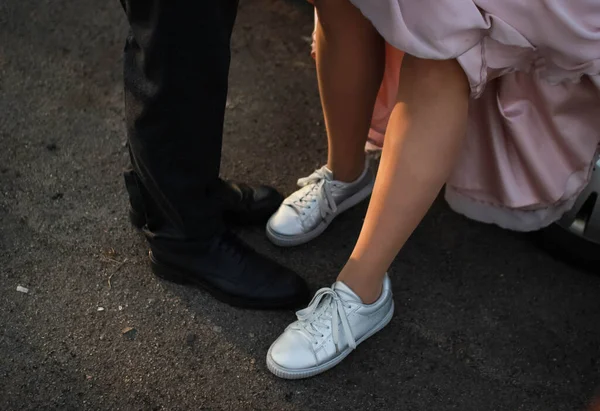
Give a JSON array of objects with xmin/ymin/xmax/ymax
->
[{"xmin": 311, "ymin": 2, "xmax": 600, "ymax": 231}]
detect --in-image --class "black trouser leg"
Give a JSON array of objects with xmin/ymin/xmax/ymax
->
[{"xmin": 121, "ymin": 0, "xmax": 239, "ymax": 244}]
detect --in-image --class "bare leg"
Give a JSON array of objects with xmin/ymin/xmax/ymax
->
[
  {"xmin": 314, "ymin": 0, "xmax": 385, "ymax": 182},
  {"xmin": 337, "ymin": 55, "xmax": 470, "ymax": 303}
]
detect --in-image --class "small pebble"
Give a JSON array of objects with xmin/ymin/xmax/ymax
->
[
  {"xmin": 16, "ymin": 286, "xmax": 29, "ymax": 294},
  {"xmin": 213, "ymin": 326, "xmax": 222, "ymax": 333},
  {"xmin": 186, "ymin": 333, "xmax": 197, "ymax": 347},
  {"xmin": 122, "ymin": 327, "xmax": 137, "ymax": 340},
  {"xmin": 97, "ymin": 307, "xmax": 105, "ymax": 312},
  {"xmin": 118, "ymin": 306, "xmax": 123, "ymax": 311}
]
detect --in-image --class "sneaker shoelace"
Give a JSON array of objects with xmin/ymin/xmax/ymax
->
[
  {"xmin": 292, "ymin": 287, "xmax": 356, "ymax": 353},
  {"xmin": 285, "ymin": 167, "xmax": 337, "ymax": 219}
]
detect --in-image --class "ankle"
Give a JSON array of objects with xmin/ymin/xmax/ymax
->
[
  {"xmin": 337, "ymin": 270, "xmax": 383, "ymax": 305},
  {"xmin": 328, "ymin": 154, "xmax": 366, "ymax": 183}
]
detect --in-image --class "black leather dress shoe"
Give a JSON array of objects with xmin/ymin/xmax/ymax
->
[
  {"xmin": 129, "ymin": 180, "xmax": 283, "ymax": 229},
  {"xmin": 222, "ymin": 182, "xmax": 284, "ymax": 225},
  {"xmin": 149, "ymin": 230, "xmax": 310, "ymax": 309}
]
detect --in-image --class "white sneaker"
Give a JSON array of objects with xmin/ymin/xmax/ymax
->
[
  {"xmin": 266, "ymin": 160, "xmax": 374, "ymax": 247},
  {"xmin": 266, "ymin": 275, "xmax": 394, "ymax": 380}
]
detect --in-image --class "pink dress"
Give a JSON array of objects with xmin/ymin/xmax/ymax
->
[{"xmin": 312, "ymin": 1, "xmax": 600, "ymax": 231}]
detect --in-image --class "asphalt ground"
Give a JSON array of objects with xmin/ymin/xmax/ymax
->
[{"xmin": 1, "ymin": 0, "xmax": 599, "ymax": 410}]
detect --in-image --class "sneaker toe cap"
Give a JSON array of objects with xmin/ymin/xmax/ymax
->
[
  {"xmin": 269, "ymin": 330, "xmax": 318, "ymax": 370},
  {"xmin": 268, "ymin": 206, "xmax": 304, "ymax": 236}
]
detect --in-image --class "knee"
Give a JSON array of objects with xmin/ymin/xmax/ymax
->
[
  {"xmin": 313, "ymin": 0, "xmax": 343, "ymax": 9},
  {"xmin": 404, "ymin": 55, "xmax": 452, "ymax": 86},
  {"xmin": 402, "ymin": 55, "xmax": 468, "ymax": 95},
  {"xmin": 313, "ymin": 0, "xmax": 354, "ymax": 18}
]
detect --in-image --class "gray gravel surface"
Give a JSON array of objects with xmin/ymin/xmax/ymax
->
[{"xmin": 1, "ymin": 0, "xmax": 599, "ymax": 410}]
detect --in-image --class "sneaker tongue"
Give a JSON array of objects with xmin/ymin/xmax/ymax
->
[{"xmin": 332, "ymin": 281, "xmax": 363, "ymax": 304}]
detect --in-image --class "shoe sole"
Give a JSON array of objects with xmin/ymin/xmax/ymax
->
[
  {"xmin": 265, "ymin": 179, "xmax": 374, "ymax": 247},
  {"xmin": 129, "ymin": 206, "xmax": 282, "ymax": 231},
  {"xmin": 149, "ymin": 252, "xmax": 309, "ymax": 310},
  {"xmin": 266, "ymin": 300, "xmax": 395, "ymax": 379}
]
